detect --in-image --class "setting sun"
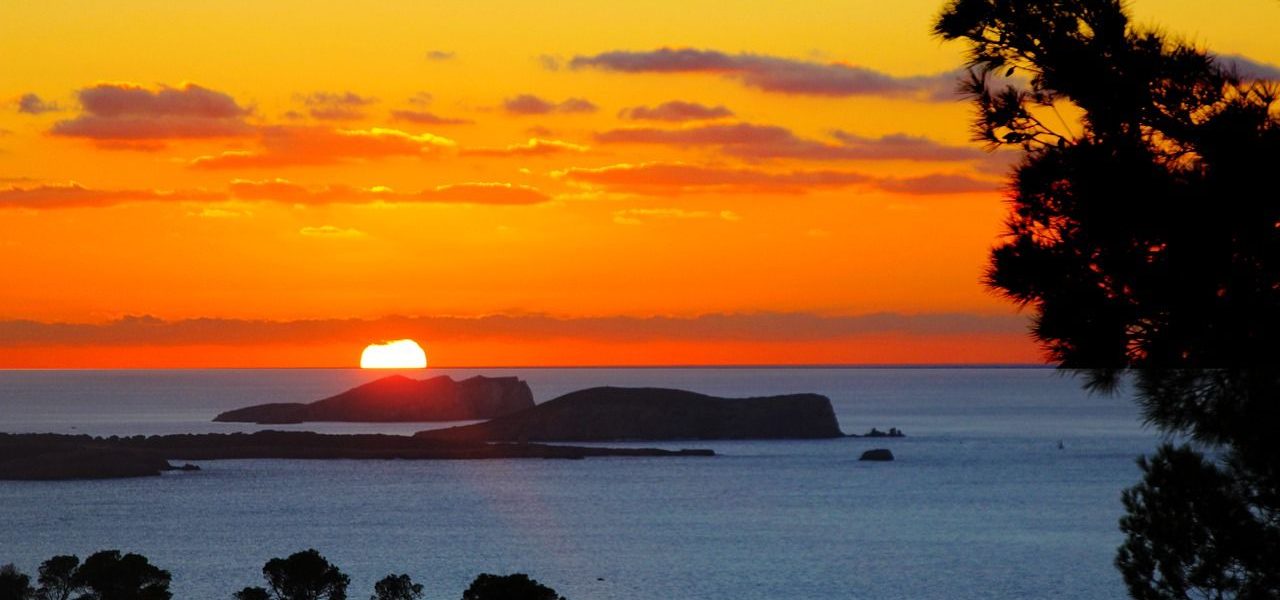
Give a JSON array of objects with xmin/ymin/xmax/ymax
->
[{"xmin": 359, "ymin": 339, "xmax": 428, "ymax": 369}]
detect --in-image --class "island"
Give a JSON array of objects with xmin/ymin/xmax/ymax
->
[
  {"xmin": 0, "ymin": 432, "xmax": 714, "ymax": 480},
  {"xmin": 213, "ymin": 374, "xmax": 535, "ymax": 424},
  {"xmin": 415, "ymin": 386, "xmax": 844, "ymax": 442},
  {"xmin": 859, "ymin": 448, "xmax": 895, "ymax": 461}
]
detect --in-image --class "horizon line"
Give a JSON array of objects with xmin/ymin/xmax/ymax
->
[{"xmin": 0, "ymin": 363, "xmax": 1050, "ymax": 371}]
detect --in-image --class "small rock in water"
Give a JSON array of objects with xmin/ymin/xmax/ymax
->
[{"xmin": 859, "ymin": 448, "xmax": 894, "ymax": 461}]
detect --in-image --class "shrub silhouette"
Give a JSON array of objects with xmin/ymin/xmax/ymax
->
[
  {"xmin": 935, "ymin": 0, "xmax": 1280, "ymax": 597},
  {"xmin": 371, "ymin": 574, "xmax": 423, "ymax": 600},
  {"xmin": 460, "ymin": 574, "xmax": 564, "ymax": 600}
]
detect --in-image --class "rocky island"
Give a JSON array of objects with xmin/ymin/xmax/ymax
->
[
  {"xmin": 213, "ymin": 374, "xmax": 534, "ymax": 424},
  {"xmin": 416, "ymin": 386, "xmax": 844, "ymax": 442},
  {"xmin": 0, "ymin": 432, "xmax": 714, "ymax": 480}
]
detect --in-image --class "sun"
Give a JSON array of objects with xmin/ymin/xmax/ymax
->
[{"xmin": 359, "ymin": 339, "xmax": 428, "ymax": 369}]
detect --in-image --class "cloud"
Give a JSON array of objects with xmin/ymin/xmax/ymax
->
[
  {"xmin": 538, "ymin": 54, "xmax": 563, "ymax": 71},
  {"xmin": 0, "ymin": 183, "xmax": 220, "ymax": 208},
  {"xmin": 612, "ymin": 207, "xmax": 741, "ymax": 225},
  {"xmin": 51, "ymin": 83, "xmax": 254, "ymax": 141},
  {"xmin": 596, "ymin": 123, "xmax": 793, "ymax": 147},
  {"xmin": 229, "ymin": 179, "xmax": 552, "ymax": 205},
  {"xmin": 555, "ymin": 162, "xmax": 873, "ymax": 195},
  {"xmin": 298, "ymin": 91, "xmax": 376, "ymax": 120},
  {"xmin": 571, "ymin": 48, "xmax": 957, "ymax": 100},
  {"xmin": 299, "ymin": 225, "xmax": 366, "ymax": 238},
  {"xmin": 426, "ymin": 50, "xmax": 456, "ymax": 61},
  {"xmin": 556, "ymin": 162, "xmax": 998, "ymax": 196},
  {"xmin": 503, "ymin": 94, "xmax": 598, "ymax": 115},
  {"xmin": 877, "ymin": 173, "xmax": 1000, "ymax": 195},
  {"xmin": 1, "ymin": 179, "xmax": 551, "ymax": 209},
  {"xmin": 0, "ymin": 312, "xmax": 1030, "ymax": 347},
  {"xmin": 189, "ymin": 207, "xmax": 250, "ymax": 219},
  {"xmin": 1217, "ymin": 54, "xmax": 1280, "ymax": 80},
  {"xmin": 596, "ymin": 122, "xmax": 983, "ymax": 162},
  {"xmin": 619, "ymin": 101, "xmax": 733, "ymax": 122},
  {"xmin": 429, "ymin": 183, "xmax": 552, "ymax": 204},
  {"xmin": 558, "ymin": 98, "xmax": 598, "ymax": 113},
  {"xmin": 17, "ymin": 93, "xmax": 60, "ymax": 114},
  {"xmin": 826, "ymin": 131, "xmax": 984, "ymax": 161},
  {"xmin": 189, "ymin": 126, "xmax": 455, "ymax": 169},
  {"xmin": 462, "ymin": 138, "xmax": 588, "ymax": 157},
  {"xmin": 390, "ymin": 109, "xmax": 474, "ymax": 125}
]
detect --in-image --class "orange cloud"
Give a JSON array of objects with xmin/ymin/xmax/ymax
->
[
  {"xmin": 503, "ymin": 94, "xmax": 598, "ymax": 115},
  {"xmin": 390, "ymin": 109, "xmax": 473, "ymax": 125},
  {"xmin": 1216, "ymin": 54, "xmax": 1280, "ymax": 80},
  {"xmin": 0, "ymin": 179, "xmax": 550, "ymax": 209},
  {"xmin": 571, "ymin": 48, "xmax": 957, "ymax": 100},
  {"xmin": 0, "ymin": 312, "xmax": 1029, "ymax": 347},
  {"xmin": 618, "ymin": 101, "xmax": 733, "ymax": 122},
  {"xmin": 299, "ymin": 225, "xmax": 366, "ymax": 238},
  {"xmin": 597, "ymin": 123, "xmax": 982, "ymax": 162},
  {"xmin": 612, "ymin": 207, "xmax": 741, "ymax": 225},
  {"xmin": 297, "ymin": 91, "xmax": 377, "ymax": 120},
  {"xmin": 0, "ymin": 311, "xmax": 1040, "ymax": 368},
  {"xmin": 50, "ymin": 82, "xmax": 253, "ymax": 141},
  {"xmin": 229, "ymin": 179, "xmax": 551, "ymax": 205},
  {"xmin": 555, "ymin": 162, "xmax": 873, "ymax": 194},
  {"xmin": 556, "ymin": 162, "xmax": 996, "ymax": 196},
  {"xmin": 189, "ymin": 126, "xmax": 455, "ymax": 168},
  {"xmin": 462, "ymin": 138, "xmax": 588, "ymax": 157},
  {"xmin": 16, "ymin": 93, "xmax": 60, "ymax": 115},
  {"xmin": 0, "ymin": 183, "xmax": 220, "ymax": 208},
  {"xmin": 428, "ymin": 182, "xmax": 551, "ymax": 204},
  {"xmin": 877, "ymin": 173, "xmax": 1000, "ymax": 195}
]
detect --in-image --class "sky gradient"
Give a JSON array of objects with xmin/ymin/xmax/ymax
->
[{"xmin": 2, "ymin": 0, "xmax": 1277, "ymax": 367}]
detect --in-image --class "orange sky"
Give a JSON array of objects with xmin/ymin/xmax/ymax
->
[{"xmin": 1, "ymin": 0, "xmax": 1277, "ymax": 367}]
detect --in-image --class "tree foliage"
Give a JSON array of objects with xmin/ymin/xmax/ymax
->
[
  {"xmin": 1117, "ymin": 445, "xmax": 1280, "ymax": 599},
  {"xmin": 934, "ymin": 0, "xmax": 1280, "ymax": 597},
  {"xmin": 36, "ymin": 555, "xmax": 80, "ymax": 600},
  {"xmin": 460, "ymin": 574, "xmax": 564, "ymax": 600},
  {"xmin": 370, "ymin": 574, "xmax": 422, "ymax": 600},
  {"xmin": 234, "ymin": 587, "xmax": 272, "ymax": 600},
  {"xmin": 68, "ymin": 551, "xmax": 171, "ymax": 600},
  {"xmin": 250, "ymin": 550, "xmax": 349, "ymax": 600},
  {"xmin": 0, "ymin": 564, "xmax": 34, "ymax": 600}
]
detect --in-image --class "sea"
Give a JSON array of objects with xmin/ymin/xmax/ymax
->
[{"xmin": 0, "ymin": 368, "xmax": 1162, "ymax": 599}]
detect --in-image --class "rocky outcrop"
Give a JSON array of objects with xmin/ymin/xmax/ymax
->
[
  {"xmin": 416, "ymin": 386, "xmax": 843, "ymax": 442},
  {"xmin": 213, "ymin": 375, "xmax": 535, "ymax": 424},
  {"xmin": 857, "ymin": 427, "xmax": 905, "ymax": 438},
  {"xmin": 859, "ymin": 448, "xmax": 895, "ymax": 461},
  {"xmin": 0, "ymin": 432, "xmax": 712, "ymax": 479}
]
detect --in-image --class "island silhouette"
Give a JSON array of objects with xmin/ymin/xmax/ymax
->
[{"xmin": 214, "ymin": 374, "xmax": 534, "ymax": 424}]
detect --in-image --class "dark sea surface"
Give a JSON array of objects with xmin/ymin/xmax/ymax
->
[{"xmin": 0, "ymin": 368, "xmax": 1158, "ymax": 599}]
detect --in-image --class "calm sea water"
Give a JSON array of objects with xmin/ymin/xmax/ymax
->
[{"xmin": 0, "ymin": 368, "xmax": 1158, "ymax": 599}]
